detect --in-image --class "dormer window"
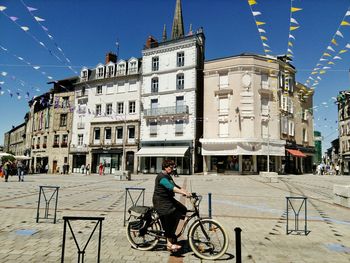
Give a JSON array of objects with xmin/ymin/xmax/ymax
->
[
  {"xmin": 107, "ymin": 65, "xmax": 114, "ymax": 77},
  {"xmin": 117, "ymin": 63, "xmax": 126, "ymax": 76},
  {"xmin": 97, "ymin": 67, "xmax": 104, "ymax": 78},
  {"xmin": 81, "ymin": 69, "xmax": 88, "ymax": 82},
  {"xmin": 129, "ymin": 61, "xmax": 137, "ymax": 74}
]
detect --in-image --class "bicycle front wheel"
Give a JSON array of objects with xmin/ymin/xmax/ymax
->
[
  {"xmin": 126, "ymin": 219, "xmax": 161, "ymax": 251},
  {"xmin": 188, "ymin": 218, "xmax": 229, "ymax": 260}
]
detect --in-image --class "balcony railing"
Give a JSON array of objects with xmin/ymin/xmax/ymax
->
[
  {"xmin": 128, "ymin": 68, "xmax": 138, "ymax": 74},
  {"xmin": 144, "ymin": 105, "xmax": 189, "ymax": 117}
]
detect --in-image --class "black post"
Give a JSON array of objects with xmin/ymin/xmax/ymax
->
[
  {"xmin": 234, "ymin": 227, "xmax": 242, "ymax": 263},
  {"xmin": 36, "ymin": 187, "xmax": 42, "ymax": 223},
  {"xmin": 208, "ymin": 192, "xmax": 212, "ymax": 218}
]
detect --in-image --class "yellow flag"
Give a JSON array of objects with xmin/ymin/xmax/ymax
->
[
  {"xmin": 248, "ymin": 0, "xmax": 257, "ymax": 6},
  {"xmin": 339, "ymin": 49, "xmax": 348, "ymax": 54},
  {"xmin": 261, "ymin": 36, "xmax": 267, "ymax": 40},
  {"xmin": 319, "ymin": 70, "xmax": 326, "ymax": 74},
  {"xmin": 256, "ymin": 21, "xmax": 266, "ymax": 26},
  {"xmin": 264, "ymin": 49, "xmax": 271, "ymax": 53},
  {"xmin": 341, "ymin": 21, "xmax": 350, "ymax": 26},
  {"xmin": 291, "ymin": 7, "xmax": 303, "ymax": 12},
  {"xmin": 311, "ymin": 71, "xmax": 318, "ymax": 75},
  {"xmin": 288, "ymin": 41, "xmax": 293, "ymax": 47},
  {"xmin": 331, "ymin": 39, "xmax": 338, "ymax": 45},
  {"xmin": 290, "ymin": 26, "xmax": 300, "ymax": 31},
  {"xmin": 323, "ymin": 52, "xmax": 331, "ymax": 57},
  {"xmin": 328, "ymin": 61, "xmax": 335, "ymax": 65}
]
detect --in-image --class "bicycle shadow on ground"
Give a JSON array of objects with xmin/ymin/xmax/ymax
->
[{"xmin": 157, "ymin": 240, "xmax": 235, "ymax": 261}]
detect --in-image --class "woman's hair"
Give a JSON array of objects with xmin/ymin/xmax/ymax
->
[{"xmin": 162, "ymin": 159, "xmax": 174, "ymax": 170}]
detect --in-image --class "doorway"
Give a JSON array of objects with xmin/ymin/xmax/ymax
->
[{"xmin": 126, "ymin": 152, "xmax": 134, "ymax": 172}]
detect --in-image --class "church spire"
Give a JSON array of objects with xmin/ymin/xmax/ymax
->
[
  {"xmin": 171, "ymin": 0, "xmax": 184, "ymax": 39},
  {"xmin": 162, "ymin": 24, "xmax": 167, "ymax": 41}
]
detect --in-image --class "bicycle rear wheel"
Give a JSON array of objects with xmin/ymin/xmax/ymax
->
[
  {"xmin": 188, "ymin": 218, "xmax": 229, "ymax": 260},
  {"xmin": 126, "ymin": 219, "xmax": 161, "ymax": 251}
]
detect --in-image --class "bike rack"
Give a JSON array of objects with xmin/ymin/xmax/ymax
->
[
  {"xmin": 36, "ymin": 186, "xmax": 59, "ymax": 224},
  {"xmin": 61, "ymin": 216, "xmax": 105, "ymax": 263},
  {"xmin": 286, "ymin": 197, "xmax": 310, "ymax": 235},
  {"xmin": 123, "ymin": 187, "xmax": 145, "ymax": 226}
]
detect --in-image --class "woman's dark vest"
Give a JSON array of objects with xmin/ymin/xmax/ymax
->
[{"xmin": 152, "ymin": 172, "xmax": 177, "ymax": 216}]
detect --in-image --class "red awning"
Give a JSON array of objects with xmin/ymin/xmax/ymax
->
[{"xmin": 286, "ymin": 149, "xmax": 306, "ymax": 158}]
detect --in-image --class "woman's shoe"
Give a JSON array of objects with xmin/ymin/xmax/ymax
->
[{"xmin": 167, "ymin": 244, "xmax": 181, "ymax": 252}]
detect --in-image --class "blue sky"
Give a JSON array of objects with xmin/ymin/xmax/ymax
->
[{"xmin": 0, "ymin": 0, "xmax": 349, "ymax": 152}]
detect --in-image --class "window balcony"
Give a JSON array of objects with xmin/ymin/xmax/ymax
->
[{"xmin": 144, "ymin": 105, "xmax": 189, "ymax": 118}]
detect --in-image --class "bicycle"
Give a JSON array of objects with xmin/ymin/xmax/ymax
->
[{"xmin": 126, "ymin": 193, "xmax": 229, "ymax": 260}]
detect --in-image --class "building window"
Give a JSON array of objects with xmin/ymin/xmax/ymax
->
[
  {"xmin": 151, "ymin": 99, "xmax": 158, "ymax": 115},
  {"xmin": 219, "ymin": 74, "xmax": 228, "ymax": 89},
  {"xmin": 94, "ymin": 128, "xmax": 100, "ymax": 140},
  {"xmin": 129, "ymin": 101, "xmax": 136, "ymax": 114},
  {"xmin": 81, "ymin": 86, "xmax": 86, "ymax": 96},
  {"xmin": 150, "ymin": 121, "xmax": 157, "ymax": 136},
  {"xmin": 54, "ymin": 135, "xmax": 59, "ymax": 147},
  {"xmin": 105, "ymin": 127, "xmax": 112, "ymax": 140},
  {"xmin": 176, "ymin": 96, "xmax": 184, "ymax": 113},
  {"xmin": 175, "ymin": 120, "xmax": 183, "ymax": 135},
  {"xmin": 37, "ymin": 137, "xmax": 41, "ymax": 148},
  {"xmin": 177, "ymin": 52, "xmax": 185, "ymax": 67},
  {"xmin": 82, "ymin": 70, "xmax": 88, "ymax": 79},
  {"xmin": 219, "ymin": 97, "xmax": 229, "ymax": 114},
  {"xmin": 107, "ymin": 65, "xmax": 114, "ymax": 77},
  {"xmin": 117, "ymin": 102, "xmax": 124, "ymax": 114},
  {"xmin": 116, "ymin": 127, "xmax": 123, "ymax": 139},
  {"xmin": 78, "ymin": 134, "xmax": 83, "ymax": 146},
  {"xmin": 129, "ymin": 61, "xmax": 137, "ymax": 74},
  {"xmin": 62, "ymin": 96, "xmax": 69, "ymax": 108},
  {"xmin": 62, "ymin": 134, "xmax": 68, "ymax": 147},
  {"xmin": 60, "ymin": 114, "xmax": 67, "ymax": 127},
  {"xmin": 43, "ymin": 136, "xmax": 47, "ymax": 148},
  {"xmin": 176, "ymin": 74, "xmax": 184, "ymax": 90},
  {"xmin": 97, "ymin": 67, "xmax": 104, "ymax": 78},
  {"xmin": 117, "ymin": 63, "xmax": 125, "ymax": 75},
  {"xmin": 261, "ymin": 74, "xmax": 269, "ymax": 89},
  {"xmin": 106, "ymin": 103, "xmax": 113, "ymax": 115},
  {"xmin": 152, "ymin": 57, "xmax": 159, "ymax": 71},
  {"xmin": 219, "ymin": 122, "xmax": 229, "ymax": 137},
  {"xmin": 151, "ymin": 77, "xmax": 159, "ymax": 93},
  {"xmin": 303, "ymin": 128, "xmax": 308, "ymax": 142},
  {"xmin": 95, "ymin": 104, "xmax": 101, "ymax": 116},
  {"xmin": 128, "ymin": 126, "xmax": 135, "ymax": 139},
  {"xmin": 97, "ymin": 85, "xmax": 103, "ymax": 94}
]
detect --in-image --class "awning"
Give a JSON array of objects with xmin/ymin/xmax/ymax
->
[
  {"xmin": 286, "ymin": 149, "xmax": 306, "ymax": 158},
  {"xmin": 136, "ymin": 146, "xmax": 189, "ymax": 157}
]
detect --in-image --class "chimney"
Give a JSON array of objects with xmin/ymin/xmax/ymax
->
[
  {"xmin": 145, "ymin": 36, "xmax": 159, "ymax": 49},
  {"xmin": 105, "ymin": 52, "xmax": 117, "ymax": 64}
]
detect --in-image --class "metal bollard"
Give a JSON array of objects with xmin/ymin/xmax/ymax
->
[
  {"xmin": 234, "ymin": 227, "xmax": 242, "ymax": 263},
  {"xmin": 208, "ymin": 193, "xmax": 212, "ymax": 218}
]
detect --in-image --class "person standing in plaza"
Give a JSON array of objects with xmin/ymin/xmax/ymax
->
[
  {"xmin": 152, "ymin": 159, "xmax": 191, "ymax": 252},
  {"xmin": 99, "ymin": 162, "xmax": 104, "ymax": 176},
  {"xmin": 86, "ymin": 164, "xmax": 90, "ymax": 175},
  {"xmin": 16, "ymin": 160, "xmax": 24, "ymax": 182},
  {"xmin": 3, "ymin": 160, "xmax": 11, "ymax": 182}
]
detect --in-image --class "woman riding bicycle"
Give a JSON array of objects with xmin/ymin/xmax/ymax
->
[{"xmin": 152, "ymin": 159, "xmax": 191, "ymax": 252}]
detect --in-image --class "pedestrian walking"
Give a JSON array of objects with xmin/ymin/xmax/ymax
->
[
  {"xmin": 3, "ymin": 161, "xmax": 11, "ymax": 182},
  {"xmin": 45, "ymin": 164, "xmax": 49, "ymax": 173},
  {"xmin": 81, "ymin": 164, "xmax": 85, "ymax": 174},
  {"xmin": 335, "ymin": 164, "xmax": 340, "ymax": 175},
  {"xmin": 86, "ymin": 164, "xmax": 90, "ymax": 175},
  {"xmin": 172, "ymin": 163, "xmax": 179, "ymax": 177}
]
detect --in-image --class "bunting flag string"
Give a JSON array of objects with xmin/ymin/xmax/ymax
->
[
  {"xmin": 304, "ymin": 6, "xmax": 350, "ymax": 88},
  {"xmin": 246, "ymin": 0, "xmax": 273, "ymax": 55},
  {"xmin": 0, "ymin": 5, "xmax": 74, "ymax": 74},
  {"xmin": 286, "ymin": 0, "xmax": 303, "ymax": 59},
  {"xmin": 19, "ymin": 0, "xmax": 78, "ymax": 75}
]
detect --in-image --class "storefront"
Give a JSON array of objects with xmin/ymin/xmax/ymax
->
[
  {"xmin": 283, "ymin": 149, "xmax": 306, "ymax": 174},
  {"xmin": 136, "ymin": 146, "xmax": 191, "ymax": 175},
  {"xmin": 91, "ymin": 148, "xmax": 122, "ymax": 174}
]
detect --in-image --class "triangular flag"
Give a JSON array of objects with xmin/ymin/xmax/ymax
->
[
  {"xmin": 261, "ymin": 36, "xmax": 267, "ymax": 40},
  {"xmin": 289, "ymin": 34, "xmax": 295, "ymax": 40},
  {"xmin": 319, "ymin": 70, "xmax": 326, "ymax": 74},
  {"xmin": 339, "ymin": 49, "xmax": 348, "ymax": 54},
  {"xmin": 316, "ymin": 63, "xmax": 322, "ymax": 66},
  {"xmin": 323, "ymin": 66, "xmax": 331, "ymax": 69},
  {"xmin": 323, "ymin": 52, "xmax": 331, "ymax": 57},
  {"xmin": 0, "ymin": 45, "xmax": 7, "ymax": 51},
  {"xmin": 291, "ymin": 7, "xmax": 303, "ymax": 12},
  {"xmin": 248, "ymin": 0, "xmax": 257, "ymax": 6},
  {"xmin": 33, "ymin": 66, "xmax": 40, "ymax": 69},
  {"xmin": 317, "ymin": 76, "xmax": 322, "ymax": 80},
  {"xmin": 336, "ymin": 30, "xmax": 344, "ymax": 38},
  {"xmin": 21, "ymin": 26, "xmax": 29, "ymax": 31},
  {"xmin": 290, "ymin": 26, "xmax": 300, "ymax": 31},
  {"xmin": 39, "ymin": 42, "xmax": 45, "ymax": 47},
  {"xmin": 262, "ymin": 43, "xmax": 270, "ymax": 47},
  {"xmin": 10, "ymin": 16, "xmax": 18, "ymax": 21},
  {"xmin": 311, "ymin": 71, "xmax": 318, "ymax": 75},
  {"xmin": 346, "ymin": 10, "xmax": 350, "ymax": 16},
  {"xmin": 341, "ymin": 21, "xmax": 350, "ymax": 26},
  {"xmin": 26, "ymin": 6, "xmax": 37, "ymax": 12},
  {"xmin": 346, "ymin": 43, "xmax": 350, "ymax": 49},
  {"xmin": 333, "ymin": 56, "xmax": 342, "ymax": 59},
  {"xmin": 42, "ymin": 26, "xmax": 48, "ymax": 31},
  {"xmin": 290, "ymin": 17, "xmax": 299, "ymax": 24},
  {"xmin": 34, "ymin": 16, "xmax": 45, "ymax": 22},
  {"xmin": 258, "ymin": 28, "xmax": 266, "ymax": 33},
  {"xmin": 288, "ymin": 41, "xmax": 293, "ymax": 47},
  {"xmin": 320, "ymin": 58, "xmax": 328, "ymax": 61},
  {"xmin": 256, "ymin": 21, "xmax": 266, "ymax": 26},
  {"xmin": 0, "ymin": 6, "xmax": 7, "ymax": 11},
  {"xmin": 264, "ymin": 49, "xmax": 272, "ymax": 53},
  {"xmin": 327, "ymin": 46, "xmax": 335, "ymax": 52},
  {"xmin": 287, "ymin": 48, "xmax": 293, "ymax": 54},
  {"xmin": 331, "ymin": 39, "xmax": 338, "ymax": 45},
  {"xmin": 313, "ymin": 68, "xmax": 320, "ymax": 71},
  {"xmin": 252, "ymin": 11, "xmax": 261, "ymax": 16},
  {"xmin": 328, "ymin": 61, "xmax": 335, "ymax": 65}
]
